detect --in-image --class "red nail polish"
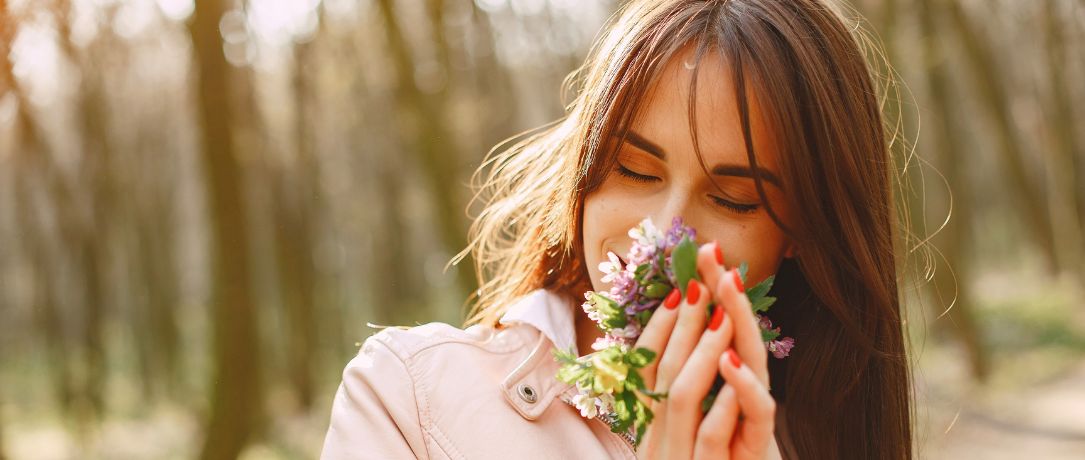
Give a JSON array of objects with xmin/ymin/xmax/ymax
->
[
  {"xmin": 713, "ymin": 241, "xmax": 724, "ymax": 265},
  {"xmin": 686, "ymin": 279, "xmax": 700, "ymax": 304},
  {"xmin": 664, "ymin": 288, "xmax": 681, "ymax": 309},
  {"xmin": 708, "ymin": 306, "xmax": 724, "ymax": 331},
  {"xmin": 726, "ymin": 349, "xmax": 742, "ymax": 368},
  {"xmin": 731, "ymin": 269, "xmax": 745, "ymax": 293}
]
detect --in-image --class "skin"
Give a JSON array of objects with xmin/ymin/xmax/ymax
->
[{"xmin": 577, "ymin": 46, "xmax": 793, "ymax": 459}]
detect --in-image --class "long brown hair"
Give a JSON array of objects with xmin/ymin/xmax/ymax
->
[{"xmin": 451, "ymin": 0, "xmax": 912, "ymax": 457}]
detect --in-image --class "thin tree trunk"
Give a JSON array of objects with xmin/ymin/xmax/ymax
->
[
  {"xmin": 189, "ymin": 0, "xmax": 263, "ymax": 457},
  {"xmin": 1, "ymin": 0, "xmax": 81, "ymax": 422},
  {"xmin": 945, "ymin": 0, "xmax": 1059, "ymax": 274},
  {"xmin": 376, "ymin": 0, "xmax": 477, "ymax": 309},
  {"xmin": 1042, "ymin": 0, "xmax": 1085, "ymax": 281},
  {"xmin": 344, "ymin": 18, "xmax": 419, "ymax": 328},
  {"xmin": 919, "ymin": 0, "xmax": 989, "ymax": 380},
  {"xmin": 274, "ymin": 36, "xmax": 321, "ymax": 411},
  {"xmin": 54, "ymin": 0, "xmax": 116, "ymax": 420}
]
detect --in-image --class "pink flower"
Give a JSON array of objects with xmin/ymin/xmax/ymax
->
[
  {"xmin": 757, "ymin": 314, "xmax": 773, "ymax": 330},
  {"xmin": 768, "ymin": 337, "xmax": 795, "ymax": 359}
]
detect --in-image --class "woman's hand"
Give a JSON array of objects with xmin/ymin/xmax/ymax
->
[{"xmin": 631, "ymin": 241, "xmax": 778, "ymax": 459}]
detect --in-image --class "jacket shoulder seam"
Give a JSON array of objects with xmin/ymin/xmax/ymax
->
[
  {"xmin": 371, "ymin": 324, "xmax": 529, "ymax": 361},
  {"xmin": 363, "ymin": 336, "xmax": 434, "ymax": 460}
]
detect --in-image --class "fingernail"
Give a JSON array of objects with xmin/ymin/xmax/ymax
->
[
  {"xmin": 664, "ymin": 288, "xmax": 681, "ymax": 309},
  {"xmin": 731, "ymin": 269, "xmax": 745, "ymax": 293},
  {"xmin": 713, "ymin": 241, "xmax": 724, "ymax": 265},
  {"xmin": 708, "ymin": 306, "xmax": 725, "ymax": 331},
  {"xmin": 686, "ymin": 279, "xmax": 700, "ymax": 304},
  {"xmin": 726, "ymin": 349, "xmax": 742, "ymax": 368}
]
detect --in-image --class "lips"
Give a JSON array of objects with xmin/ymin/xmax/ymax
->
[{"xmin": 613, "ymin": 252, "xmax": 629, "ymax": 268}]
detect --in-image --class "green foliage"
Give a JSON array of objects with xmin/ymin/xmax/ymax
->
[{"xmin": 672, "ymin": 236, "xmax": 699, "ymax": 295}]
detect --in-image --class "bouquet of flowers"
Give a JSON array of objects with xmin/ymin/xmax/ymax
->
[{"xmin": 554, "ymin": 217, "xmax": 794, "ymax": 445}]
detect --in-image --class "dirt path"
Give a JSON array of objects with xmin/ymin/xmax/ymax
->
[{"xmin": 918, "ymin": 358, "xmax": 1085, "ymax": 459}]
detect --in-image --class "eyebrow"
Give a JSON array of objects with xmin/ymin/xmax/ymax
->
[{"xmin": 614, "ymin": 129, "xmax": 782, "ymax": 187}]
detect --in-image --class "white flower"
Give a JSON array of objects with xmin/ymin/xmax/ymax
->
[
  {"xmin": 591, "ymin": 336, "xmax": 631, "ymax": 352},
  {"xmin": 572, "ymin": 393, "xmax": 599, "ymax": 419},
  {"xmin": 628, "ymin": 218, "xmax": 664, "ymax": 248},
  {"xmin": 610, "ymin": 323, "xmax": 641, "ymax": 339},
  {"xmin": 598, "ymin": 251, "xmax": 624, "ymax": 282},
  {"xmin": 595, "ymin": 392, "xmax": 616, "ymax": 415}
]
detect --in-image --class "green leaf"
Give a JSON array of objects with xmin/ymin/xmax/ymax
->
[
  {"xmin": 737, "ymin": 262, "xmax": 749, "ymax": 284},
  {"xmin": 635, "ymin": 404, "xmax": 651, "ymax": 445},
  {"xmin": 701, "ymin": 393, "xmax": 716, "ymax": 413},
  {"xmin": 761, "ymin": 327, "xmax": 781, "ymax": 342},
  {"xmin": 745, "ymin": 275, "xmax": 774, "ymax": 302},
  {"xmin": 643, "ymin": 281, "xmax": 671, "ymax": 299},
  {"xmin": 627, "ymin": 347, "xmax": 656, "ymax": 367},
  {"xmin": 672, "ymin": 236, "xmax": 699, "ymax": 295},
  {"xmin": 700, "ymin": 375, "xmax": 725, "ymax": 413},
  {"xmin": 751, "ymin": 295, "xmax": 776, "ymax": 313},
  {"xmin": 636, "ymin": 309, "xmax": 653, "ymax": 328},
  {"xmin": 638, "ymin": 387, "xmax": 668, "ymax": 401},
  {"xmin": 552, "ymin": 348, "xmax": 577, "ymax": 364},
  {"xmin": 556, "ymin": 363, "xmax": 588, "ymax": 384}
]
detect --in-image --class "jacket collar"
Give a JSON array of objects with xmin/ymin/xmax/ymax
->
[
  {"xmin": 496, "ymin": 289, "xmax": 579, "ymax": 420},
  {"xmin": 498, "ymin": 288, "xmax": 579, "ymax": 356}
]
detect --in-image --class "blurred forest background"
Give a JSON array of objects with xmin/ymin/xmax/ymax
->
[{"xmin": 0, "ymin": 0, "xmax": 1082, "ymax": 458}]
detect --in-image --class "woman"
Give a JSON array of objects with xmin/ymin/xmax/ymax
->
[{"xmin": 322, "ymin": 0, "xmax": 911, "ymax": 458}]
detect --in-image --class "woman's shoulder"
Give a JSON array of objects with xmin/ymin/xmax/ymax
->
[
  {"xmin": 359, "ymin": 288, "xmax": 569, "ymax": 363},
  {"xmin": 357, "ymin": 319, "xmax": 534, "ymax": 367}
]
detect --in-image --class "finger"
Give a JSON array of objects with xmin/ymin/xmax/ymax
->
[
  {"xmin": 655, "ymin": 279, "xmax": 712, "ymax": 393},
  {"xmin": 719, "ymin": 349, "xmax": 776, "ymax": 456},
  {"xmin": 696, "ymin": 242, "xmax": 768, "ymax": 384},
  {"xmin": 695, "ymin": 240, "xmax": 729, "ymax": 299},
  {"xmin": 632, "ymin": 287, "xmax": 682, "ymax": 392},
  {"xmin": 693, "ymin": 384, "xmax": 738, "ymax": 460},
  {"xmin": 665, "ymin": 308, "xmax": 734, "ymax": 457},
  {"xmin": 703, "ymin": 254, "xmax": 769, "ymax": 386}
]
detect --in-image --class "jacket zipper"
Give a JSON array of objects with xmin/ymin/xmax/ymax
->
[{"xmin": 560, "ymin": 395, "xmax": 637, "ymax": 451}]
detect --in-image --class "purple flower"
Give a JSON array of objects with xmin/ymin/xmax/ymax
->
[
  {"xmin": 768, "ymin": 337, "xmax": 795, "ymax": 359},
  {"xmin": 608, "ymin": 272, "xmax": 637, "ymax": 305},
  {"xmin": 758, "ymin": 314, "xmax": 773, "ymax": 330},
  {"xmin": 662, "ymin": 216, "xmax": 697, "ymax": 249},
  {"xmin": 625, "ymin": 298, "xmax": 659, "ymax": 316},
  {"xmin": 628, "ymin": 241, "xmax": 658, "ymax": 266}
]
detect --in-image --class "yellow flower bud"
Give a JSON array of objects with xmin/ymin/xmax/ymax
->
[{"xmin": 591, "ymin": 354, "xmax": 628, "ymax": 394}]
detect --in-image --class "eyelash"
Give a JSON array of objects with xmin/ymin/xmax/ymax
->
[{"xmin": 615, "ymin": 164, "xmax": 760, "ymax": 214}]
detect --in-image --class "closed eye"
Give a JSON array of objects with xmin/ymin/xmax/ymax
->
[
  {"xmin": 710, "ymin": 196, "xmax": 760, "ymax": 214},
  {"xmin": 616, "ymin": 163, "xmax": 760, "ymax": 215},
  {"xmin": 616, "ymin": 164, "xmax": 659, "ymax": 183}
]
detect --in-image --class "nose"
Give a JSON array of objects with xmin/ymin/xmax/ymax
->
[{"xmin": 650, "ymin": 187, "xmax": 696, "ymax": 234}]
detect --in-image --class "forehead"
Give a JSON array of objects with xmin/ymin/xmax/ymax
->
[{"xmin": 631, "ymin": 45, "xmax": 780, "ymax": 172}]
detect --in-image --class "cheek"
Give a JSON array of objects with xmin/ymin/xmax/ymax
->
[
  {"xmin": 582, "ymin": 185, "xmax": 644, "ymax": 291},
  {"xmin": 713, "ymin": 222, "xmax": 789, "ymax": 284}
]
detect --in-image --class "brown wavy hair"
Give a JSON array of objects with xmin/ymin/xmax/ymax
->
[{"xmin": 450, "ymin": 0, "xmax": 913, "ymax": 457}]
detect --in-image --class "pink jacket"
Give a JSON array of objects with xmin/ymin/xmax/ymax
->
[{"xmin": 321, "ymin": 288, "xmax": 638, "ymax": 459}]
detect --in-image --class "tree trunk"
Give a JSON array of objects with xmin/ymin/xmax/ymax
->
[
  {"xmin": 189, "ymin": 0, "xmax": 263, "ymax": 457},
  {"xmin": 1, "ymin": 0, "xmax": 82, "ymax": 423},
  {"xmin": 54, "ymin": 0, "xmax": 116, "ymax": 419},
  {"xmin": 1042, "ymin": 0, "xmax": 1085, "ymax": 281},
  {"xmin": 273, "ymin": 37, "xmax": 321, "ymax": 411},
  {"xmin": 919, "ymin": 0, "xmax": 989, "ymax": 380},
  {"xmin": 376, "ymin": 0, "xmax": 477, "ymax": 311},
  {"xmin": 945, "ymin": 0, "xmax": 1059, "ymax": 274}
]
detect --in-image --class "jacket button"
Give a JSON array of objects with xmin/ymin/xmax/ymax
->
[{"xmin": 517, "ymin": 384, "xmax": 538, "ymax": 404}]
